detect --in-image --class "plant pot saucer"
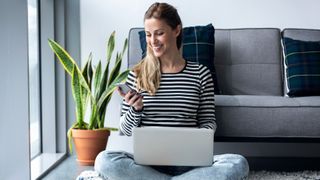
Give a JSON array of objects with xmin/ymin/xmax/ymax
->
[{"xmin": 76, "ymin": 159, "xmax": 95, "ymax": 166}]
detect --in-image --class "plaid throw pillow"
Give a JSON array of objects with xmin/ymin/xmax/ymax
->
[
  {"xmin": 138, "ymin": 24, "xmax": 220, "ymax": 94},
  {"xmin": 282, "ymin": 37, "xmax": 320, "ymax": 97}
]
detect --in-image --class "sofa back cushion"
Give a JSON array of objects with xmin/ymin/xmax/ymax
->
[
  {"xmin": 282, "ymin": 28, "xmax": 320, "ymax": 41},
  {"xmin": 128, "ymin": 28, "xmax": 283, "ymax": 96},
  {"xmin": 214, "ymin": 28, "xmax": 283, "ymax": 95},
  {"xmin": 128, "ymin": 28, "xmax": 144, "ymax": 68}
]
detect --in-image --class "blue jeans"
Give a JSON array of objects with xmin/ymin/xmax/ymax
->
[{"xmin": 94, "ymin": 151, "xmax": 249, "ymax": 180}]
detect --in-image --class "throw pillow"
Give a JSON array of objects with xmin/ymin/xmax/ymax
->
[
  {"xmin": 138, "ymin": 24, "xmax": 220, "ymax": 94},
  {"xmin": 282, "ymin": 37, "xmax": 320, "ymax": 97}
]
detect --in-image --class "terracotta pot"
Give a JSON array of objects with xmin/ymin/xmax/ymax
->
[{"xmin": 72, "ymin": 129, "xmax": 110, "ymax": 166}]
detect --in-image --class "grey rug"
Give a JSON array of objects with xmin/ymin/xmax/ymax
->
[
  {"xmin": 248, "ymin": 170, "xmax": 320, "ymax": 180},
  {"xmin": 77, "ymin": 170, "xmax": 320, "ymax": 180}
]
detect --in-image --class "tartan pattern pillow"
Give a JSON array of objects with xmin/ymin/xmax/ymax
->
[
  {"xmin": 138, "ymin": 24, "xmax": 220, "ymax": 94},
  {"xmin": 282, "ymin": 37, "xmax": 320, "ymax": 97}
]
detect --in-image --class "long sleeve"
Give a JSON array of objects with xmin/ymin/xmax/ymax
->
[
  {"xmin": 119, "ymin": 71, "xmax": 142, "ymax": 136},
  {"xmin": 197, "ymin": 65, "xmax": 217, "ymax": 131},
  {"xmin": 119, "ymin": 62, "xmax": 217, "ymax": 135}
]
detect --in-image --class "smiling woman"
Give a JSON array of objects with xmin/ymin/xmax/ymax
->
[{"xmin": 93, "ymin": 2, "xmax": 249, "ymax": 180}]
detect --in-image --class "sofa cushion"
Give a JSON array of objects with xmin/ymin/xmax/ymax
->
[
  {"xmin": 138, "ymin": 24, "xmax": 220, "ymax": 94},
  {"xmin": 128, "ymin": 28, "xmax": 144, "ymax": 68},
  {"xmin": 282, "ymin": 37, "xmax": 320, "ymax": 97},
  {"xmin": 215, "ymin": 95, "xmax": 299, "ymax": 107},
  {"xmin": 215, "ymin": 95, "xmax": 320, "ymax": 138},
  {"xmin": 282, "ymin": 28, "xmax": 320, "ymax": 95},
  {"xmin": 214, "ymin": 28, "xmax": 283, "ymax": 96},
  {"xmin": 215, "ymin": 105, "xmax": 320, "ymax": 138},
  {"xmin": 182, "ymin": 24, "xmax": 216, "ymax": 81},
  {"xmin": 293, "ymin": 96, "xmax": 320, "ymax": 106}
]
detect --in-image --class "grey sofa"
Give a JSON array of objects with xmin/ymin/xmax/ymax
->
[{"xmin": 128, "ymin": 28, "xmax": 320, "ymax": 141}]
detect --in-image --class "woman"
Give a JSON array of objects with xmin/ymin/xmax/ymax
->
[{"xmin": 95, "ymin": 2, "xmax": 249, "ymax": 180}]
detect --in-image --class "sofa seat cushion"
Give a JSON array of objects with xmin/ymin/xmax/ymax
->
[
  {"xmin": 215, "ymin": 95, "xmax": 320, "ymax": 138},
  {"xmin": 293, "ymin": 96, "xmax": 320, "ymax": 106},
  {"xmin": 216, "ymin": 95, "xmax": 300, "ymax": 107}
]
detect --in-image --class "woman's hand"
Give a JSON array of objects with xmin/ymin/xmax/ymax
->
[{"xmin": 117, "ymin": 87, "xmax": 144, "ymax": 111}]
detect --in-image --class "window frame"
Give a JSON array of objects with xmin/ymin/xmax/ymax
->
[
  {"xmin": 30, "ymin": 0, "xmax": 81, "ymax": 179},
  {"xmin": 28, "ymin": 0, "xmax": 42, "ymax": 159}
]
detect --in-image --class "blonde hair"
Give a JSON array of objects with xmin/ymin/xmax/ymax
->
[
  {"xmin": 133, "ymin": 46, "xmax": 161, "ymax": 95},
  {"xmin": 133, "ymin": 2, "xmax": 182, "ymax": 95}
]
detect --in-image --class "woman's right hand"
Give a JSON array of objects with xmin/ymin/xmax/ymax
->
[{"xmin": 117, "ymin": 87, "xmax": 144, "ymax": 111}]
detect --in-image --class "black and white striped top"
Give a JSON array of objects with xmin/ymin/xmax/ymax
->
[{"xmin": 120, "ymin": 61, "xmax": 216, "ymax": 136}]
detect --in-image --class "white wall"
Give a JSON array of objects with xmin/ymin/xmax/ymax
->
[
  {"xmin": 81, "ymin": 0, "xmax": 320, "ymax": 62},
  {"xmin": 0, "ymin": 0, "xmax": 30, "ymax": 179},
  {"xmin": 80, "ymin": 0, "xmax": 320, "ymax": 157}
]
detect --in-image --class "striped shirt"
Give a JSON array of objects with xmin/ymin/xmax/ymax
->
[{"xmin": 120, "ymin": 61, "xmax": 216, "ymax": 136}]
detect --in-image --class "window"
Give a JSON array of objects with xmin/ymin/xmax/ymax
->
[
  {"xmin": 27, "ymin": 1, "xmax": 63, "ymax": 179},
  {"xmin": 28, "ymin": 0, "xmax": 67, "ymax": 179},
  {"xmin": 1, "ymin": 0, "xmax": 79, "ymax": 179},
  {"xmin": 27, "ymin": 0, "xmax": 80, "ymax": 178},
  {"xmin": 28, "ymin": 0, "xmax": 41, "ymax": 159}
]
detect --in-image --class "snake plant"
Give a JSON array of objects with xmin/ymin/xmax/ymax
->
[{"xmin": 48, "ymin": 31, "xmax": 129, "ymax": 153}]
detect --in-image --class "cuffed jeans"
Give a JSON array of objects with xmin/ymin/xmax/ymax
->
[{"xmin": 94, "ymin": 151, "xmax": 249, "ymax": 180}]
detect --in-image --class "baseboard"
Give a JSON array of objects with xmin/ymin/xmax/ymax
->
[{"xmin": 247, "ymin": 157, "xmax": 320, "ymax": 171}]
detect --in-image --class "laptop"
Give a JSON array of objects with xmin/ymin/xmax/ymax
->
[{"xmin": 132, "ymin": 127, "xmax": 214, "ymax": 166}]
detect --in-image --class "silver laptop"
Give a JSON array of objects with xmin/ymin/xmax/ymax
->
[{"xmin": 133, "ymin": 127, "xmax": 214, "ymax": 166}]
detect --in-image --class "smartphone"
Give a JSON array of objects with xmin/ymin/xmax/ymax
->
[{"xmin": 116, "ymin": 83, "xmax": 135, "ymax": 94}]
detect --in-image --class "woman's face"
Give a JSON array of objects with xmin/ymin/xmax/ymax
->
[{"xmin": 144, "ymin": 18, "xmax": 180, "ymax": 58}]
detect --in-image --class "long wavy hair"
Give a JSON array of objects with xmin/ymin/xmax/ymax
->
[{"xmin": 133, "ymin": 2, "xmax": 182, "ymax": 95}]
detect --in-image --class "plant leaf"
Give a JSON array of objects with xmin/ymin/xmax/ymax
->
[
  {"xmin": 100, "ymin": 127, "xmax": 119, "ymax": 131},
  {"xmin": 96, "ymin": 60, "xmax": 110, "ymax": 100},
  {"xmin": 88, "ymin": 101, "xmax": 98, "ymax": 129},
  {"xmin": 106, "ymin": 31, "xmax": 115, "ymax": 63},
  {"xmin": 121, "ymin": 38, "xmax": 128, "ymax": 56},
  {"xmin": 98, "ymin": 94, "xmax": 112, "ymax": 128},
  {"xmin": 81, "ymin": 53, "xmax": 93, "ymax": 87},
  {"xmin": 107, "ymin": 36, "xmax": 128, "ymax": 86},
  {"xmin": 48, "ymin": 39, "xmax": 92, "ymax": 94},
  {"xmin": 107, "ymin": 53, "xmax": 122, "ymax": 86},
  {"xmin": 93, "ymin": 61, "xmax": 102, "ymax": 98},
  {"xmin": 81, "ymin": 57, "xmax": 91, "ymax": 119},
  {"xmin": 48, "ymin": 39, "xmax": 76, "ymax": 75},
  {"xmin": 99, "ymin": 110, "xmax": 106, "ymax": 128},
  {"xmin": 67, "ymin": 123, "xmax": 79, "ymax": 154},
  {"xmin": 81, "ymin": 86, "xmax": 88, "ymax": 118},
  {"xmin": 87, "ymin": 56, "xmax": 93, "ymax": 89},
  {"xmin": 71, "ymin": 65, "xmax": 84, "ymax": 127},
  {"xmin": 98, "ymin": 70, "xmax": 130, "ymax": 108}
]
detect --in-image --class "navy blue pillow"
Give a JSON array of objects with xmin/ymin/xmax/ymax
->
[
  {"xmin": 139, "ymin": 24, "xmax": 220, "ymax": 94},
  {"xmin": 282, "ymin": 37, "xmax": 320, "ymax": 97}
]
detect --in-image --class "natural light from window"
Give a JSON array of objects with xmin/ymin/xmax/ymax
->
[{"xmin": 28, "ymin": 0, "xmax": 41, "ymax": 159}]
